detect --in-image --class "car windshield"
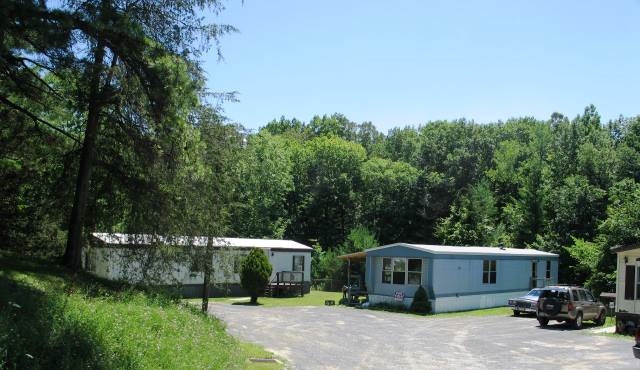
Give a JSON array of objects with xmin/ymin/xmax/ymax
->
[{"xmin": 527, "ymin": 289, "xmax": 542, "ymax": 297}]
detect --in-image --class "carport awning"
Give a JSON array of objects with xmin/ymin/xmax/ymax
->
[{"xmin": 337, "ymin": 251, "xmax": 366, "ymax": 261}]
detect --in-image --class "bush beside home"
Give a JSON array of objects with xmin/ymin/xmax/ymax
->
[
  {"xmin": 410, "ymin": 286, "xmax": 432, "ymax": 314},
  {"xmin": 240, "ymin": 248, "xmax": 273, "ymax": 304}
]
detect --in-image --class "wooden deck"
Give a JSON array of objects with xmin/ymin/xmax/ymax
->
[
  {"xmin": 265, "ymin": 271, "xmax": 305, "ymax": 297},
  {"xmin": 265, "ymin": 282, "xmax": 304, "ymax": 297}
]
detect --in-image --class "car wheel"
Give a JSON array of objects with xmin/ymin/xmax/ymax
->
[
  {"xmin": 572, "ymin": 312, "xmax": 583, "ymax": 330},
  {"xmin": 594, "ymin": 310, "xmax": 606, "ymax": 326},
  {"xmin": 513, "ymin": 310, "xmax": 520, "ymax": 317},
  {"xmin": 615, "ymin": 318, "xmax": 627, "ymax": 334},
  {"xmin": 538, "ymin": 317, "xmax": 549, "ymax": 327}
]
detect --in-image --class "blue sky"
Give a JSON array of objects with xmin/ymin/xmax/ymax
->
[{"xmin": 203, "ymin": 1, "xmax": 640, "ymax": 133}]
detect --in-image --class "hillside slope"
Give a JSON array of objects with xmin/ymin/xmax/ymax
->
[{"xmin": 0, "ymin": 253, "xmax": 278, "ymax": 369}]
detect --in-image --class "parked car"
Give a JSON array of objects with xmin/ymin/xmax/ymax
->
[
  {"xmin": 536, "ymin": 286, "xmax": 607, "ymax": 329},
  {"xmin": 634, "ymin": 327, "xmax": 640, "ymax": 359},
  {"xmin": 508, "ymin": 288, "xmax": 543, "ymax": 316}
]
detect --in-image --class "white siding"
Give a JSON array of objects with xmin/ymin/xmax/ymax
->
[
  {"xmin": 85, "ymin": 247, "xmax": 311, "ymax": 285},
  {"xmin": 269, "ymin": 250, "xmax": 312, "ymax": 282},
  {"xmin": 616, "ymin": 250, "xmax": 640, "ymax": 314}
]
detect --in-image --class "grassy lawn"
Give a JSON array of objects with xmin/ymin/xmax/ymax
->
[
  {"xmin": 196, "ymin": 290, "xmax": 344, "ymax": 308},
  {"xmin": 203, "ymin": 292, "xmax": 519, "ymax": 319},
  {"xmin": 0, "ymin": 252, "xmax": 281, "ymax": 369},
  {"xmin": 197, "ymin": 290, "xmax": 622, "ymax": 329}
]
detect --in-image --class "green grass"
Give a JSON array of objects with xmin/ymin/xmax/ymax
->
[
  {"xmin": 0, "ymin": 252, "xmax": 282, "ymax": 369},
  {"xmin": 204, "ymin": 291, "xmax": 514, "ymax": 318},
  {"xmin": 197, "ymin": 290, "xmax": 343, "ymax": 308}
]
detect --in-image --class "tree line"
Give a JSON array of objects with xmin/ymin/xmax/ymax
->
[
  {"xmin": 232, "ymin": 109, "xmax": 640, "ymax": 294},
  {"xmin": 3, "ymin": 2, "xmax": 640, "ymax": 296}
]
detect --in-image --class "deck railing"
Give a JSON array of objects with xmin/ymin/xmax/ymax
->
[
  {"xmin": 276, "ymin": 270, "xmax": 303, "ymax": 283},
  {"xmin": 266, "ymin": 271, "xmax": 304, "ymax": 297}
]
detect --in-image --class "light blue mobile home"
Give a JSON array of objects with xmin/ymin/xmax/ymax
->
[{"xmin": 364, "ymin": 243, "xmax": 558, "ymax": 313}]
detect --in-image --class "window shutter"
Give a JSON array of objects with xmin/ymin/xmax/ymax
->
[{"xmin": 625, "ymin": 265, "xmax": 635, "ymax": 300}]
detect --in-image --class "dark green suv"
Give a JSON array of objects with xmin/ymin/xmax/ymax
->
[{"xmin": 536, "ymin": 286, "xmax": 606, "ymax": 329}]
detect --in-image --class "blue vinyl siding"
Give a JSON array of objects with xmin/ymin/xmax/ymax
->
[
  {"xmin": 431, "ymin": 258, "xmax": 533, "ymax": 298},
  {"xmin": 366, "ymin": 245, "xmax": 558, "ymax": 300}
]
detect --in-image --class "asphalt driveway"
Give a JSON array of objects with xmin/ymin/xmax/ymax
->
[{"xmin": 209, "ymin": 304, "xmax": 637, "ymax": 369}]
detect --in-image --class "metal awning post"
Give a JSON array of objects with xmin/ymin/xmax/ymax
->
[{"xmin": 347, "ymin": 258, "xmax": 351, "ymax": 301}]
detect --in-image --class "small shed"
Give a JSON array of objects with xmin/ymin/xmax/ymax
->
[
  {"xmin": 84, "ymin": 232, "xmax": 313, "ymax": 297},
  {"xmin": 611, "ymin": 244, "xmax": 640, "ymax": 333},
  {"xmin": 364, "ymin": 243, "xmax": 558, "ymax": 313}
]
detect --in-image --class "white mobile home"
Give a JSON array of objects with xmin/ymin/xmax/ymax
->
[
  {"xmin": 362, "ymin": 243, "xmax": 558, "ymax": 313},
  {"xmin": 612, "ymin": 244, "xmax": 640, "ymax": 333},
  {"xmin": 83, "ymin": 232, "xmax": 312, "ymax": 297}
]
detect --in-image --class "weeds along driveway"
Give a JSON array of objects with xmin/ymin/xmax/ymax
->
[{"xmin": 209, "ymin": 304, "xmax": 636, "ymax": 370}]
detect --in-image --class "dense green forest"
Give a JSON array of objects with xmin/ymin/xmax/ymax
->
[
  {"xmin": 3, "ymin": 1, "xmax": 640, "ymax": 296},
  {"xmin": 235, "ymin": 109, "xmax": 640, "ymax": 293}
]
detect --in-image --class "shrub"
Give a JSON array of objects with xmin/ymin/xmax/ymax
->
[
  {"xmin": 368, "ymin": 301, "xmax": 407, "ymax": 313},
  {"xmin": 240, "ymin": 249, "xmax": 273, "ymax": 304},
  {"xmin": 410, "ymin": 285, "xmax": 431, "ymax": 314}
]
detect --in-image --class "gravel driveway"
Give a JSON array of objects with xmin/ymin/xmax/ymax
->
[{"xmin": 209, "ymin": 304, "xmax": 637, "ymax": 369}]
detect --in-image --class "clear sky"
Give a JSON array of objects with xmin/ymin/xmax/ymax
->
[{"xmin": 203, "ymin": 0, "xmax": 640, "ymax": 133}]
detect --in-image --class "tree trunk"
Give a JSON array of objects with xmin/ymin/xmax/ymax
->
[
  {"xmin": 201, "ymin": 236, "xmax": 213, "ymax": 313},
  {"xmin": 63, "ymin": 45, "xmax": 106, "ymax": 270}
]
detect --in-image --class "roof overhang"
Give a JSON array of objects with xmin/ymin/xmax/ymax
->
[
  {"xmin": 610, "ymin": 244, "xmax": 640, "ymax": 253},
  {"xmin": 90, "ymin": 232, "xmax": 313, "ymax": 251},
  {"xmin": 337, "ymin": 251, "xmax": 366, "ymax": 261},
  {"xmin": 365, "ymin": 242, "xmax": 558, "ymax": 258}
]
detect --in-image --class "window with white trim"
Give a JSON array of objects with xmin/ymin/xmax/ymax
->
[
  {"xmin": 545, "ymin": 260, "xmax": 551, "ymax": 279},
  {"xmin": 408, "ymin": 259, "xmax": 422, "ymax": 285},
  {"xmin": 483, "ymin": 259, "xmax": 496, "ymax": 284},
  {"xmin": 531, "ymin": 261, "xmax": 537, "ymax": 279},
  {"xmin": 382, "ymin": 258, "xmax": 422, "ymax": 285},
  {"xmin": 233, "ymin": 256, "xmax": 241, "ymax": 273}
]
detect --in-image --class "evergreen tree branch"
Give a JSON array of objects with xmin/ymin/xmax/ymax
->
[{"xmin": 0, "ymin": 94, "xmax": 80, "ymax": 143}]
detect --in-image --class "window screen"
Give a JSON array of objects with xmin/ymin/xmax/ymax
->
[
  {"xmin": 483, "ymin": 260, "xmax": 496, "ymax": 284},
  {"xmin": 382, "ymin": 258, "xmax": 393, "ymax": 284},
  {"xmin": 382, "ymin": 258, "xmax": 408, "ymax": 285},
  {"xmin": 625, "ymin": 265, "xmax": 635, "ymax": 300},
  {"xmin": 532, "ymin": 261, "xmax": 537, "ymax": 279},
  {"xmin": 408, "ymin": 259, "xmax": 422, "ymax": 285},
  {"xmin": 392, "ymin": 258, "xmax": 406, "ymax": 284},
  {"xmin": 546, "ymin": 260, "xmax": 551, "ymax": 279},
  {"xmin": 292, "ymin": 255, "xmax": 304, "ymax": 272}
]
